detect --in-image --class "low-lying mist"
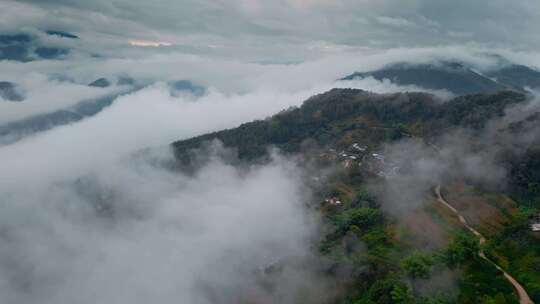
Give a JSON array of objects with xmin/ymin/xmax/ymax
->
[
  {"xmin": 373, "ymin": 96, "xmax": 540, "ymax": 216},
  {"xmin": 1, "ymin": 46, "xmax": 540, "ymax": 303},
  {"xmin": 0, "ymin": 140, "xmax": 336, "ymax": 303},
  {"xmin": 1, "ymin": 62, "xmax": 371, "ymax": 301}
]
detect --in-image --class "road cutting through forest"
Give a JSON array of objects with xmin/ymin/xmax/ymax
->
[{"xmin": 435, "ymin": 185, "xmax": 533, "ymax": 304}]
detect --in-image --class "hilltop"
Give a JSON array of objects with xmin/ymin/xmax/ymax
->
[{"xmin": 173, "ymin": 89, "xmax": 527, "ymax": 161}]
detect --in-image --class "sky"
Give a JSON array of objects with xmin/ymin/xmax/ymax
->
[
  {"xmin": 1, "ymin": 1, "xmax": 540, "ymax": 303},
  {"xmin": 3, "ymin": 0, "xmax": 540, "ymax": 60}
]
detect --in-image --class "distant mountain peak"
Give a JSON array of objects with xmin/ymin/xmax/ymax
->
[
  {"xmin": 45, "ymin": 30, "xmax": 79, "ymax": 39},
  {"xmin": 342, "ymin": 58, "xmax": 540, "ymax": 95},
  {"xmin": 168, "ymin": 80, "xmax": 206, "ymax": 97},
  {"xmin": 0, "ymin": 81, "xmax": 24, "ymax": 102},
  {"xmin": 88, "ymin": 78, "xmax": 111, "ymax": 88},
  {"xmin": 0, "ymin": 33, "xmax": 32, "ymax": 45},
  {"xmin": 0, "ymin": 31, "xmax": 73, "ymax": 62}
]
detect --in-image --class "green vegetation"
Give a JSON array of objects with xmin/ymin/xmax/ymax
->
[
  {"xmin": 485, "ymin": 207, "xmax": 540, "ymax": 302},
  {"xmin": 509, "ymin": 146, "xmax": 540, "ymax": 208},
  {"xmin": 336, "ymin": 207, "xmax": 383, "ymax": 233},
  {"xmin": 171, "ymin": 88, "xmax": 539, "ymax": 303},
  {"xmin": 458, "ymin": 257, "xmax": 518, "ymax": 304},
  {"xmin": 444, "ymin": 232, "xmax": 479, "ymax": 267},
  {"xmin": 320, "ymin": 184, "xmax": 521, "ymax": 304},
  {"xmin": 401, "ymin": 251, "xmax": 434, "ymax": 279},
  {"xmin": 173, "ymin": 89, "xmax": 526, "ymax": 163}
]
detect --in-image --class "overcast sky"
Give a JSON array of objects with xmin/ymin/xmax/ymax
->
[{"xmin": 3, "ymin": 0, "xmax": 540, "ymax": 60}]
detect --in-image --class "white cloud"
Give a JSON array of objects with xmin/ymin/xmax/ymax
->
[
  {"xmin": 1, "ymin": 0, "xmax": 540, "ymax": 301},
  {"xmin": 1, "ymin": 42, "xmax": 539, "ymax": 303},
  {"xmin": 3, "ymin": 45, "xmax": 536, "ymax": 128},
  {"xmin": 0, "ymin": 73, "xmax": 122, "ymax": 124},
  {"xmin": 376, "ymin": 16, "xmax": 415, "ymax": 27},
  {"xmin": 0, "ymin": 79, "xmax": 332, "ymax": 303},
  {"xmin": 0, "ymin": 144, "xmax": 322, "ymax": 303}
]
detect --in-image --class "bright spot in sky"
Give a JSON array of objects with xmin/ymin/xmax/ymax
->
[{"xmin": 128, "ymin": 39, "xmax": 172, "ymax": 47}]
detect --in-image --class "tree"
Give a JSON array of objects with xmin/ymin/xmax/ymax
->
[
  {"xmin": 445, "ymin": 231, "xmax": 479, "ymax": 266},
  {"xmin": 336, "ymin": 207, "xmax": 383, "ymax": 233},
  {"xmin": 390, "ymin": 283, "xmax": 414, "ymax": 304},
  {"xmin": 401, "ymin": 251, "xmax": 434, "ymax": 279}
]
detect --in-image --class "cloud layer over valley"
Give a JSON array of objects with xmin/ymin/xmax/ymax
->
[
  {"xmin": 0, "ymin": 144, "xmax": 325, "ymax": 303},
  {"xmin": 2, "ymin": 1, "xmax": 540, "ymax": 302},
  {"xmin": 2, "ymin": 42, "xmax": 540, "ymax": 301}
]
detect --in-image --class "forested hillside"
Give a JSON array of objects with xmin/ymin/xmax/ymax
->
[
  {"xmin": 173, "ymin": 89, "xmax": 525, "ymax": 160},
  {"xmin": 172, "ymin": 89, "xmax": 540, "ymax": 303}
]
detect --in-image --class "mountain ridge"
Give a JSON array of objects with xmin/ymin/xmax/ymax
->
[{"xmin": 341, "ymin": 61, "xmax": 540, "ymax": 95}]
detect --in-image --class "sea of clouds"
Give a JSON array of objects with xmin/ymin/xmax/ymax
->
[{"xmin": 1, "ymin": 45, "xmax": 539, "ymax": 303}]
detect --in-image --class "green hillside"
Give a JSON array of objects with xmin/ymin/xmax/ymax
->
[{"xmin": 172, "ymin": 89, "xmax": 540, "ymax": 303}]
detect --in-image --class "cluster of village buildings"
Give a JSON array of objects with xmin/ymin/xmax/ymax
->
[
  {"xmin": 322, "ymin": 142, "xmax": 402, "ymax": 206},
  {"xmin": 321, "ymin": 143, "xmax": 540, "ymax": 234},
  {"xmin": 320, "ymin": 142, "xmax": 401, "ymax": 178}
]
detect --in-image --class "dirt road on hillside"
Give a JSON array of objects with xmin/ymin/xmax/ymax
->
[{"xmin": 435, "ymin": 185, "xmax": 533, "ymax": 304}]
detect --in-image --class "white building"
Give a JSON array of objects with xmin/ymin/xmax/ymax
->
[
  {"xmin": 352, "ymin": 143, "xmax": 367, "ymax": 151},
  {"xmin": 325, "ymin": 197, "xmax": 342, "ymax": 205}
]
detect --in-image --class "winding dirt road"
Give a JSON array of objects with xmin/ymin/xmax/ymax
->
[{"xmin": 435, "ymin": 185, "xmax": 533, "ymax": 304}]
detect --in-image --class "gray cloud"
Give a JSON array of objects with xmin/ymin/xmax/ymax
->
[
  {"xmin": 0, "ymin": 144, "xmax": 328, "ymax": 304},
  {"xmin": 2, "ymin": 0, "xmax": 540, "ymax": 60}
]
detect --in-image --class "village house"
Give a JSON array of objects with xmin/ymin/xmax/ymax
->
[
  {"xmin": 531, "ymin": 214, "xmax": 540, "ymax": 232},
  {"xmin": 325, "ymin": 197, "xmax": 342, "ymax": 205},
  {"xmin": 372, "ymin": 153, "xmax": 385, "ymax": 163},
  {"xmin": 342, "ymin": 159, "xmax": 354, "ymax": 168},
  {"xmin": 352, "ymin": 143, "xmax": 367, "ymax": 152}
]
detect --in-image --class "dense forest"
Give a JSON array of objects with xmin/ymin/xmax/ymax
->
[{"xmin": 173, "ymin": 89, "xmax": 525, "ymax": 160}]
